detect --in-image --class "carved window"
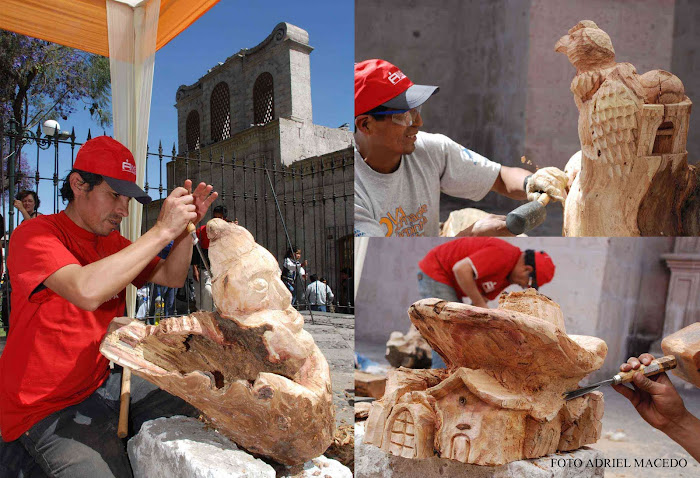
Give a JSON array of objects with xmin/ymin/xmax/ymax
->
[
  {"xmin": 186, "ymin": 111, "xmax": 200, "ymax": 152},
  {"xmin": 388, "ymin": 410, "xmax": 415, "ymax": 456},
  {"xmin": 253, "ymin": 72, "xmax": 274, "ymax": 124},
  {"xmin": 210, "ymin": 82, "xmax": 231, "ymax": 142}
]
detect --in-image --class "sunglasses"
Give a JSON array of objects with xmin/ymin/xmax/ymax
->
[{"xmin": 371, "ymin": 105, "xmax": 422, "ymax": 126}]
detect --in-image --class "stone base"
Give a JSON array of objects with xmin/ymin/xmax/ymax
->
[
  {"xmin": 355, "ymin": 422, "xmax": 604, "ymax": 478},
  {"xmin": 128, "ymin": 416, "xmax": 352, "ymax": 478}
]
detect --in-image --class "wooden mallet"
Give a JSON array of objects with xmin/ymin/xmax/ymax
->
[{"xmin": 506, "ymin": 193, "xmax": 551, "ymax": 235}]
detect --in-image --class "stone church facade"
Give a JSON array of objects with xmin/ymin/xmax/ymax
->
[{"xmin": 144, "ymin": 22, "xmax": 354, "ymax": 311}]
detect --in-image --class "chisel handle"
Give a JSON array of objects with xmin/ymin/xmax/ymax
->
[
  {"xmin": 186, "ymin": 222, "xmax": 199, "ymax": 245},
  {"xmin": 117, "ymin": 367, "xmax": 131, "ymax": 438},
  {"xmin": 614, "ymin": 355, "xmax": 677, "ymax": 384}
]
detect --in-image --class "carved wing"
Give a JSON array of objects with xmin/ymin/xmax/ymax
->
[{"xmin": 589, "ymin": 75, "xmax": 643, "ymax": 174}]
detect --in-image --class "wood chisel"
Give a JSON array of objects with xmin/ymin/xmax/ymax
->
[
  {"xmin": 563, "ymin": 355, "xmax": 677, "ymax": 400},
  {"xmin": 187, "ymin": 222, "xmax": 212, "ymax": 277}
]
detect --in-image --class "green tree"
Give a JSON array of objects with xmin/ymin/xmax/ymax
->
[
  {"xmin": 0, "ymin": 30, "xmax": 111, "ymax": 203},
  {"xmin": 0, "ymin": 30, "xmax": 111, "ymax": 129}
]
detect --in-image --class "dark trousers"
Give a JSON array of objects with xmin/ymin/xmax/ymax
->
[{"xmin": 0, "ymin": 368, "xmax": 197, "ymax": 478}]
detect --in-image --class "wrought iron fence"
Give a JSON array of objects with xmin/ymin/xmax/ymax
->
[{"xmin": 0, "ymin": 125, "xmax": 354, "ymax": 335}]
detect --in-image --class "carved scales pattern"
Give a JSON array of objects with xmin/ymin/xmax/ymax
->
[{"xmin": 590, "ymin": 78, "xmax": 640, "ymax": 176}]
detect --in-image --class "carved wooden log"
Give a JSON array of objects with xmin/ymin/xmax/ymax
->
[
  {"xmin": 385, "ymin": 324, "xmax": 433, "ymax": 369},
  {"xmin": 556, "ymin": 20, "xmax": 699, "ymax": 236},
  {"xmin": 364, "ymin": 290, "xmax": 607, "ymax": 466},
  {"xmin": 661, "ymin": 322, "xmax": 700, "ymax": 387},
  {"xmin": 355, "ymin": 371, "xmax": 387, "ymax": 399},
  {"xmin": 100, "ymin": 220, "xmax": 334, "ymax": 465}
]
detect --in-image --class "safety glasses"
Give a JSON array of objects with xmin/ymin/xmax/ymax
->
[{"xmin": 371, "ymin": 105, "xmax": 422, "ymax": 126}]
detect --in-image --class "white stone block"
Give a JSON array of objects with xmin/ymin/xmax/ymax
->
[
  {"xmin": 355, "ymin": 422, "xmax": 604, "ymax": 478},
  {"xmin": 129, "ymin": 416, "xmax": 352, "ymax": 478},
  {"xmin": 128, "ymin": 416, "xmax": 275, "ymax": 478}
]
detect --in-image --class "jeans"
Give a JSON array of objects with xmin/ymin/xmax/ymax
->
[
  {"xmin": 0, "ymin": 368, "xmax": 197, "ymax": 478},
  {"xmin": 154, "ymin": 285, "xmax": 176, "ymax": 316},
  {"xmin": 310, "ymin": 305, "xmax": 327, "ymax": 312},
  {"xmin": 416, "ymin": 272, "xmax": 460, "ymax": 369}
]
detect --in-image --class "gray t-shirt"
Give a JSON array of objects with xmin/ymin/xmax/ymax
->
[{"xmin": 354, "ymin": 132, "xmax": 501, "ymax": 237}]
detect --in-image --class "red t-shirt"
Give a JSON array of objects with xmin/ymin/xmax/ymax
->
[
  {"xmin": 418, "ymin": 238, "xmax": 521, "ymax": 300},
  {"xmin": 0, "ymin": 211, "xmax": 159, "ymax": 441},
  {"xmin": 197, "ymin": 224, "xmax": 210, "ymax": 249}
]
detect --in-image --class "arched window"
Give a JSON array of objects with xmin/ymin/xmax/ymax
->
[
  {"xmin": 253, "ymin": 72, "xmax": 274, "ymax": 124},
  {"xmin": 210, "ymin": 82, "xmax": 231, "ymax": 142},
  {"xmin": 186, "ymin": 111, "xmax": 200, "ymax": 152}
]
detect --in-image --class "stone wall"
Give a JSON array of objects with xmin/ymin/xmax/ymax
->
[{"xmin": 355, "ymin": 237, "xmax": 674, "ymax": 380}]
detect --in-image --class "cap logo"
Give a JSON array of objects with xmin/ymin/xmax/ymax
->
[
  {"xmin": 122, "ymin": 160, "xmax": 136, "ymax": 176},
  {"xmin": 387, "ymin": 70, "xmax": 407, "ymax": 85}
]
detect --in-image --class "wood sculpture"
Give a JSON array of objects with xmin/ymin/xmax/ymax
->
[
  {"xmin": 662, "ymin": 322, "xmax": 700, "ymax": 388},
  {"xmin": 364, "ymin": 290, "xmax": 607, "ymax": 465},
  {"xmin": 100, "ymin": 219, "xmax": 334, "ymax": 466},
  {"xmin": 385, "ymin": 325, "xmax": 433, "ymax": 369},
  {"xmin": 556, "ymin": 20, "xmax": 699, "ymax": 236}
]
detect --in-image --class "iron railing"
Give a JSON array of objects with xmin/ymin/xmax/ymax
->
[{"xmin": 0, "ymin": 125, "xmax": 354, "ymax": 335}]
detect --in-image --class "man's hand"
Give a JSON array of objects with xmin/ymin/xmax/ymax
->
[
  {"xmin": 190, "ymin": 180, "xmax": 218, "ymax": 224},
  {"xmin": 457, "ymin": 214, "xmax": 513, "ymax": 237},
  {"xmin": 154, "ymin": 180, "xmax": 217, "ymax": 240},
  {"xmin": 527, "ymin": 167, "xmax": 568, "ymax": 203},
  {"xmin": 612, "ymin": 353, "xmax": 689, "ymax": 433}
]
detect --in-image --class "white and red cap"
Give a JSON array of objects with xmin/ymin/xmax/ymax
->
[
  {"xmin": 355, "ymin": 59, "xmax": 439, "ymax": 117},
  {"xmin": 73, "ymin": 136, "xmax": 151, "ymax": 204}
]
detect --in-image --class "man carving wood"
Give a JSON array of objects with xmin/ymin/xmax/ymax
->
[{"xmin": 0, "ymin": 136, "xmax": 217, "ymax": 477}]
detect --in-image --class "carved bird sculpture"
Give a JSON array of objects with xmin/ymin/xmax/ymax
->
[{"xmin": 556, "ymin": 20, "xmax": 698, "ymax": 236}]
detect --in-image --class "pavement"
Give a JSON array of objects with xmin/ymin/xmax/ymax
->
[
  {"xmin": 298, "ymin": 311, "xmax": 355, "ymax": 428},
  {"xmin": 357, "ymin": 339, "xmax": 700, "ymax": 477}
]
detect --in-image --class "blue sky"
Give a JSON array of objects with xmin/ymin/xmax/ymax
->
[{"xmin": 14, "ymin": 0, "xmax": 353, "ymax": 219}]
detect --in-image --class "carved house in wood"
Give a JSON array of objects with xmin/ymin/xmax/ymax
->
[{"xmin": 365, "ymin": 291, "xmax": 607, "ymax": 466}]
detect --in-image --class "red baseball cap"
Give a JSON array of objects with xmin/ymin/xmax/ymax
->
[
  {"xmin": 73, "ymin": 136, "xmax": 151, "ymax": 204},
  {"xmin": 355, "ymin": 59, "xmax": 439, "ymax": 117},
  {"xmin": 534, "ymin": 251, "xmax": 555, "ymax": 287}
]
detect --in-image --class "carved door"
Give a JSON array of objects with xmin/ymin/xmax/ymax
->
[{"xmin": 388, "ymin": 410, "xmax": 416, "ymax": 458}]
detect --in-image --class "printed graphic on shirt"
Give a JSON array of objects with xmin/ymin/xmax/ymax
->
[
  {"xmin": 379, "ymin": 204, "xmax": 428, "ymax": 237},
  {"xmin": 462, "ymin": 147, "xmax": 478, "ymax": 165},
  {"xmin": 481, "ymin": 280, "xmax": 497, "ymax": 293}
]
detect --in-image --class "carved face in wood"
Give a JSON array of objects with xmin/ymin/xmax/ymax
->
[
  {"xmin": 207, "ymin": 218, "xmax": 291, "ymax": 314},
  {"xmin": 435, "ymin": 388, "xmax": 485, "ymax": 461}
]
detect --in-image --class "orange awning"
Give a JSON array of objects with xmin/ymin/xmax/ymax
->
[{"xmin": 0, "ymin": 0, "xmax": 219, "ymax": 56}]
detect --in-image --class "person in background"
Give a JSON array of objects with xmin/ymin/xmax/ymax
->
[
  {"xmin": 282, "ymin": 246, "xmax": 307, "ymax": 305},
  {"xmin": 14, "ymin": 190, "xmax": 41, "ymax": 222},
  {"xmin": 338, "ymin": 267, "xmax": 354, "ymax": 312},
  {"xmin": 306, "ymin": 274, "xmax": 334, "ymax": 312},
  {"xmin": 613, "ymin": 353, "xmax": 700, "ymax": 462},
  {"xmin": 417, "ymin": 237, "xmax": 555, "ymax": 367}
]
